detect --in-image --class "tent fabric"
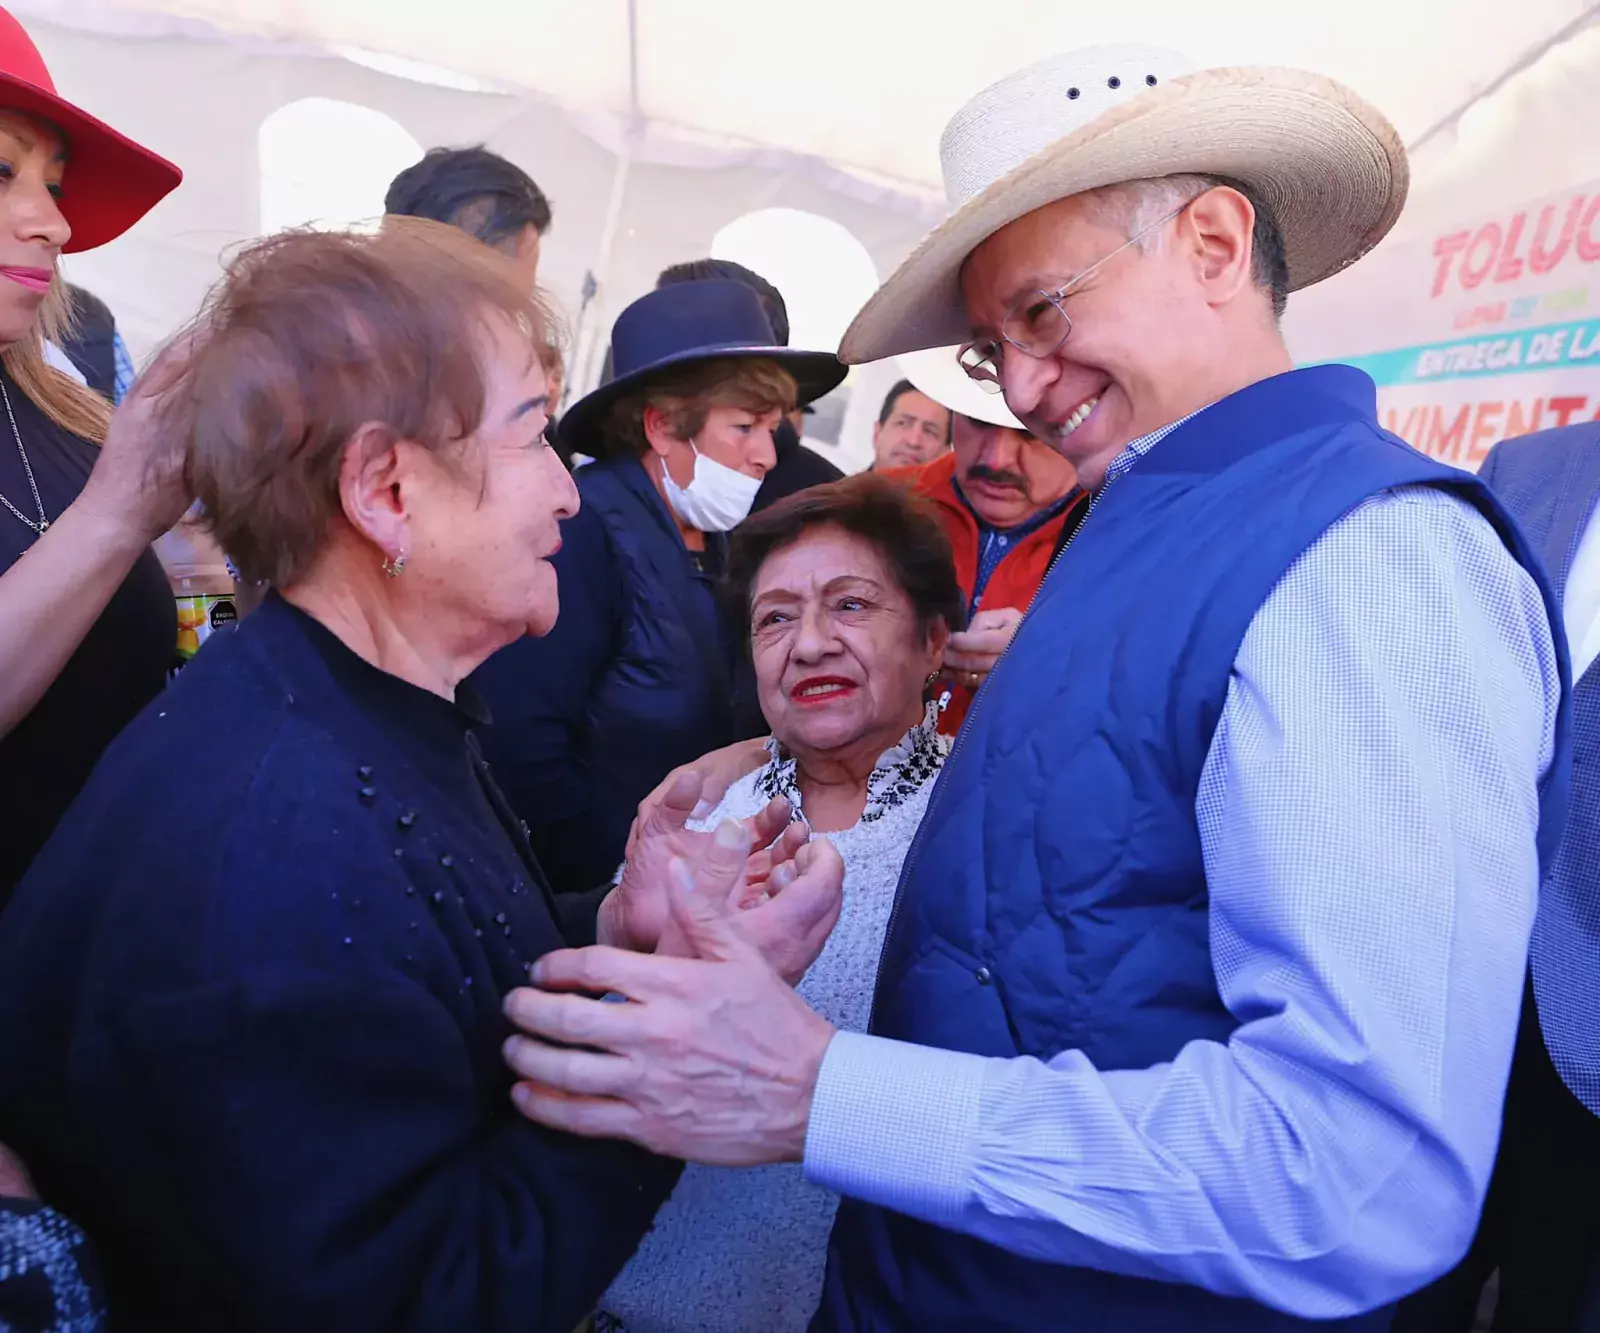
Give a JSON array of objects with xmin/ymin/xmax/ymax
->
[{"xmin": 9, "ymin": 0, "xmax": 1600, "ymax": 468}]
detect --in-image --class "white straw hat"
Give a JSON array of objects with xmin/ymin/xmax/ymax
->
[
  {"xmin": 897, "ymin": 344, "xmax": 1024, "ymax": 430},
  {"xmin": 840, "ymin": 44, "xmax": 1407, "ymax": 364}
]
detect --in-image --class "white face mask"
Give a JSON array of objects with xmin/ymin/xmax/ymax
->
[{"xmin": 660, "ymin": 443, "xmax": 763, "ymax": 532}]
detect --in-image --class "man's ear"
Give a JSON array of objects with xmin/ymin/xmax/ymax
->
[
  {"xmin": 1182, "ymin": 185, "xmax": 1258, "ymax": 309},
  {"xmin": 337, "ymin": 421, "xmax": 410, "ymax": 558}
]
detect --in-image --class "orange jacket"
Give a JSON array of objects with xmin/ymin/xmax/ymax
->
[{"xmin": 889, "ymin": 453, "xmax": 1083, "ymax": 734}]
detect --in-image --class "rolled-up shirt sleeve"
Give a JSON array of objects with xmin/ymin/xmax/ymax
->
[{"xmin": 805, "ymin": 485, "xmax": 1561, "ymax": 1319}]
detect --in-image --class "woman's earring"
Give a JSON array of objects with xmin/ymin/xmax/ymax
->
[
  {"xmin": 381, "ymin": 551, "xmax": 408, "ymax": 579},
  {"xmin": 924, "ymin": 671, "xmax": 939, "ymax": 686}
]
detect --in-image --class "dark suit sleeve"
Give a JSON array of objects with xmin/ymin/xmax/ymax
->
[
  {"xmin": 76, "ymin": 968, "xmax": 676, "ymax": 1333},
  {"xmin": 472, "ymin": 502, "xmax": 619, "ymax": 835}
]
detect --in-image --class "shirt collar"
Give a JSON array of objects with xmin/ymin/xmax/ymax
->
[{"xmin": 1100, "ymin": 408, "xmax": 1206, "ymax": 487}]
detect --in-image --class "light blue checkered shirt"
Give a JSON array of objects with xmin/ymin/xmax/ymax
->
[
  {"xmin": 804, "ymin": 413, "xmax": 1562, "ymax": 1319},
  {"xmin": 111, "ymin": 331, "xmax": 134, "ymax": 406}
]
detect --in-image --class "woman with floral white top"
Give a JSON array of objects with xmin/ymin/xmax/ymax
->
[{"xmin": 596, "ymin": 473, "xmax": 966, "ymax": 1333}]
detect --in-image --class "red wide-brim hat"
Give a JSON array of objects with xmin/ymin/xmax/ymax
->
[{"xmin": 0, "ymin": 7, "xmax": 180, "ymax": 252}]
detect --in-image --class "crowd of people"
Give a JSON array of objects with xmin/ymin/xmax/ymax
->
[{"xmin": 0, "ymin": 9, "xmax": 1596, "ymax": 1333}]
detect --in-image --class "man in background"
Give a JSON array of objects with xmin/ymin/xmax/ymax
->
[
  {"xmin": 657, "ymin": 258, "xmax": 842, "ymax": 508},
  {"xmin": 870, "ymin": 378, "xmax": 950, "ymax": 471},
  {"xmin": 385, "ymin": 145, "xmax": 552, "ymax": 291},
  {"xmin": 890, "ymin": 353, "xmax": 1078, "ymax": 731},
  {"xmin": 1394, "ymin": 423, "xmax": 1600, "ymax": 1332}
]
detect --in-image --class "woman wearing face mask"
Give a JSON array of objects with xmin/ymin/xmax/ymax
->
[{"xmin": 470, "ymin": 279, "xmax": 845, "ymax": 895}]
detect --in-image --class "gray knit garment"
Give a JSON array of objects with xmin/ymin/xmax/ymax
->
[{"xmin": 598, "ymin": 707, "xmax": 949, "ymax": 1333}]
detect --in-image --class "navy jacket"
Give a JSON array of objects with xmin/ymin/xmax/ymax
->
[
  {"xmin": 1479, "ymin": 425, "xmax": 1600, "ymax": 1114},
  {"xmin": 0, "ymin": 596, "xmax": 679, "ymax": 1331},
  {"xmin": 471, "ymin": 456, "xmax": 762, "ymax": 894},
  {"xmin": 815, "ymin": 368, "xmax": 1570, "ymax": 1332}
]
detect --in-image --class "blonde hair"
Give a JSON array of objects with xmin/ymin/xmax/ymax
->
[
  {"xmin": 2, "ymin": 278, "xmax": 114, "ymax": 443},
  {"xmin": 597, "ymin": 356, "xmax": 798, "ymax": 459}
]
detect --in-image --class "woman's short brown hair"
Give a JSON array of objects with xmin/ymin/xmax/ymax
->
[
  {"xmin": 594, "ymin": 356, "xmax": 797, "ymax": 459},
  {"xmin": 724, "ymin": 472, "xmax": 967, "ymax": 646},
  {"xmin": 168, "ymin": 218, "xmax": 558, "ymax": 586}
]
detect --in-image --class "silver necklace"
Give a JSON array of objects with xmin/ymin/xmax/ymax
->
[{"xmin": 0, "ymin": 378, "xmax": 48, "ymax": 534}]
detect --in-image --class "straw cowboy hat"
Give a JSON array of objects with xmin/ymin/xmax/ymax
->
[
  {"xmin": 840, "ymin": 44, "xmax": 1407, "ymax": 364},
  {"xmin": 897, "ymin": 343, "xmax": 1025, "ymax": 430},
  {"xmin": 0, "ymin": 7, "xmax": 181, "ymax": 251}
]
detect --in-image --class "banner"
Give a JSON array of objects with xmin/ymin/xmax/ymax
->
[{"xmin": 1287, "ymin": 182, "xmax": 1600, "ymax": 470}]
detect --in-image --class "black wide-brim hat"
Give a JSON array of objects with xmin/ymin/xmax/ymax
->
[{"xmin": 560, "ymin": 278, "xmax": 847, "ymax": 456}]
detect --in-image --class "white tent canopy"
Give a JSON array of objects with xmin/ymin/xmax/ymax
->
[{"xmin": 13, "ymin": 0, "xmax": 1600, "ymax": 466}]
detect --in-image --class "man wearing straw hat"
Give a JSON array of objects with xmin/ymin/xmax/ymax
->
[
  {"xmin": 500, "ymin": 46, "xmax": 1571, "ymax": 1330},
  {"xmin": 889, "ymin": 345, "xmax": 1081, "ymax": 734}
]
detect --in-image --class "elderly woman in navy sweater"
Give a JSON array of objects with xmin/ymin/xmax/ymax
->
[{"xmin": 0, "ymin": 221, "xmax": 840, "ymax": 1332}]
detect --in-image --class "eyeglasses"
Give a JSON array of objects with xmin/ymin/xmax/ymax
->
[{"xmin": 958, "ymin": 202, "xmax": 1190, "ymax": 394}]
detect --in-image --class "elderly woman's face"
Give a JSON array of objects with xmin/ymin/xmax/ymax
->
[
  {"xmin": 749, "ymin": 526, "xmax": 944, "ymax": 758},
  {"xmin": 0, "ymin": 111, "xmax": 68, "ymax": 348},
  {"xmin": 402, "ymin": 314, "xmax": 578, "ymax": 646}
]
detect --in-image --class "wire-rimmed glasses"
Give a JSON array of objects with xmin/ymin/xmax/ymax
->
[{"xmin": 957, "ymin": 202, "xmax": 1190, "ymax": 394}]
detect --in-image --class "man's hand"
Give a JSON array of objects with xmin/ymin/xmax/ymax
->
[
  {"xmin": 624, "ymin": 738, "xmax": 771, "ymax": 863},
  {"xmin": 504, "ymin": 823, "xmax": 838, "ymax": 1165},
  {"xmin": 0, "ymin": 1140, "xmax": 35, "ymax": 1200},
  {"xmin": 597, "ymin": 770, "xmax": 804, "ymax": 956},
  {"xmin": 942, "ymin": 606, "xmax": 1024, "ymax": 690}
]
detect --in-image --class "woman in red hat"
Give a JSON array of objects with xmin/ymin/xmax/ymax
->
[
  {"xmin": 0, "ymin": 4, "xmax": 183, "ymax": 907},
  {"xmin": 0, "ymin": 9, "xmax": 180, "ymax": 1327}
]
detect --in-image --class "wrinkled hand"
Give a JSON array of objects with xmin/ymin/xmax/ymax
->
[
  {"xmin": 598, "ymin": 769, "xmax": 805, "ymax": 957},
  {"xmin": 657, "ymin": 817, "xmax": 843, "ymax": 985},
  {"xmin": 75, "ymin": 323, "xmax": 205, "ymax": 546},
  {"xmin": 0, "ymin": 1139, "xmax": 35, "ymax": 1199},
  {"xmin": 504, "ymin": 822, "xmax": 838, "ymax": 1165},
  {"xmin": 942, "ymin": 605, "xmax": 1024, "ymax": 687},
  {"xmin": 624, "ymin": 738, "xmax": 770, "ymax": 863}
]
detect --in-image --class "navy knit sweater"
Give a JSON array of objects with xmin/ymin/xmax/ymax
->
[{"xmin": 0, "ymin": 595, "xmax": 678, "ymax": 1331}]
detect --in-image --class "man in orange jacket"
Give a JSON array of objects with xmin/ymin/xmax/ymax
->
[{"xmin": 890, "ymin": 348, "xmax": 1083, "ymax": 732}]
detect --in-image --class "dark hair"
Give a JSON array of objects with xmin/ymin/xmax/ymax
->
[
  {"xmin": 384, "ymin": 146, "xmax": 552, "ymax": 248},
  {"xmin": 657, "ymin": 259, "xmax": 789, "ymax": 346},
  {"xmin": 877, "ymin": 379, "xmax": 917, "ymax": 426},
  {"xmin": 725, "ymin": 473, "xmax": 967, "ymax": 648},
  {"xmin": 1226, "ymin": 177, "xmax": 1290, "ymax": 320},
  {"xmin": 877, "ymin": 378, "xmax": 952, "ymax": 443}
]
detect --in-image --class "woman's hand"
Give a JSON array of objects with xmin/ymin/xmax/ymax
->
[
  {"xmin": 599, "ymin": 769, "xmax": 803, "ymax": 956},
  {"xmin": 624, "ymin": 737, "xmax": 771, "ymax": 863},
  {"xmin": 941, "ymin": 605, "xmax": 1024, "ymax": 689},
  {"xmin": 0, "ymin": 1140, "xmax": 35, "ymax": 1200},
  {"xmin": 74, "ymin": 325, "xmax": 202, "ymax": 547},
  {"xmin": 657, "ymin": 820, "xmax": 844, "ymax": 985}
]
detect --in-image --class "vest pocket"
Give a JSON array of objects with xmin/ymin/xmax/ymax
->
[{"xmin": 876, "ymin": 935, "xmax": 1020, "ymax": 1058}]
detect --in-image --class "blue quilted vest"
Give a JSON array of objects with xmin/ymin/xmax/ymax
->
[{"xmin": 812, "ymin": 367, "xmax": 1571, "ymax": 1333}]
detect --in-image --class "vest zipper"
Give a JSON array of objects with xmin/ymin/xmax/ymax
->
[{"xmin": 867, "ymin": 478, "xmax": 1113, "ymax": 1027}]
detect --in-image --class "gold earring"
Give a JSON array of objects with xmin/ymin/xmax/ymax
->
[{"xmin": 381, "ymin": 551, "xmax": 407, "ymax": 579}]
